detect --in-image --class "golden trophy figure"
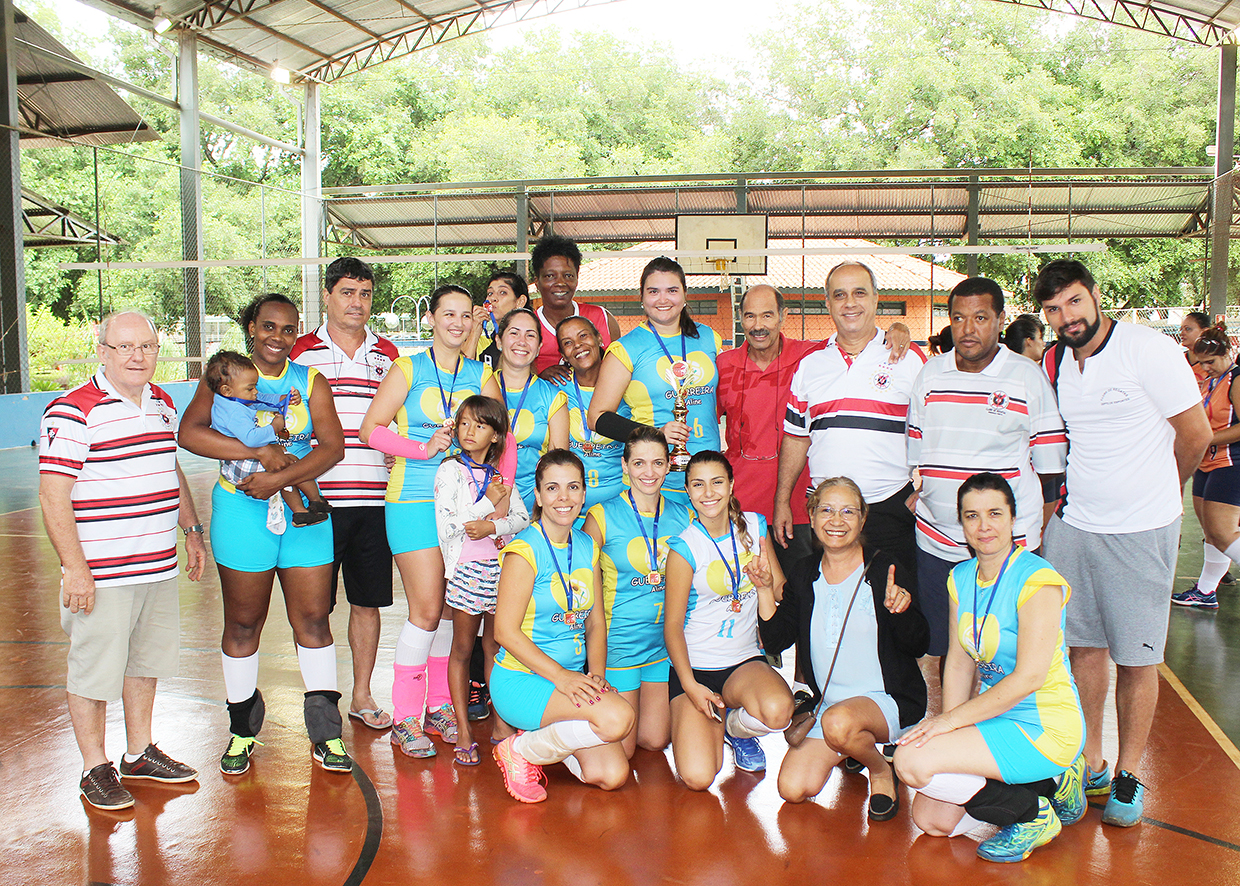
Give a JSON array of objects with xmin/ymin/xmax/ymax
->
[{"xmin": 668, "ymin": 385, "xmax": 691, "ymax": 472}]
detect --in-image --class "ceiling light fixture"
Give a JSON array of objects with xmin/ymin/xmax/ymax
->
[{"xmin": 271, "ymin": 66, "xmax": 292, "ymax": 84}]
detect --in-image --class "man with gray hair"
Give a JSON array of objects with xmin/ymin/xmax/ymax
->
[{"xmin": 40, "ymin": 311, "xmax": 207, "ymax": 811}]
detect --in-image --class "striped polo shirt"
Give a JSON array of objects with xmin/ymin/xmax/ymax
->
[
  {"xmin": 39, "ymin": 370, "xmax": 181, "ymax": 587},
  {"xmin": 291, "ymin": 326, "xmax": 399, "ymax": 507},
  {"xmin": 907, "ymin": 347, "xmax": 1067, "ymax": 559},
  {"xmin": 784, "ymin": 329, "xmax": 926, "ymax": 503}
]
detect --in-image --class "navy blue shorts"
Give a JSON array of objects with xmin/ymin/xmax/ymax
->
[{"xmin": 1193, "ymin": 466, "xmax": 1240, "ymax": 506}]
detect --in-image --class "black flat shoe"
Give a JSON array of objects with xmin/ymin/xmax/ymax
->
[
  {"xmin": 842, "ymin": 756, "xmax": 864, "ymax": 774},
  {"xmin": 868, "ymin": 765, "xmax": 900, "ymax": 822}
]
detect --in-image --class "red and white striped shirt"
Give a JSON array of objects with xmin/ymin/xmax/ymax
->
[
  {"xmin": 39, "ymin": 370, "xmax": 181, "ymax": 587},
  {"xmin": 784, "ymin": 329, "xmax": 926, "ymax": 503},
  {"xmin": 907, "ymin": 347, "xmax": 1067, "ymax": 559},
  {"xmin": 291, "ymin": 326, "xmax": 399, "ymax": 507}
]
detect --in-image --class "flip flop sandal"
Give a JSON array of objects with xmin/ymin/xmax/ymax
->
[
  {"xmin": 454, "ymin": 743, "xmax": 481, "ymax": 766},
  {"xmin": 349, "ymin": 708, "xmax": 393, "ymax": 730}
]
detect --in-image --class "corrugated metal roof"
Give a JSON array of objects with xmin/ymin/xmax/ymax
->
[
  {"xmin": 324, "ymin": 174, "xmax": 1218, "ymax": 249},
  {"xmin": 13, "ymin": 9, "xmax": 157, "ymax": 148},
  {"xmin": 78, "ymin": 0, "xmax": 1240, "ymax": 83},
  {"xmin": 576, "ymin": 240, "xmax": 970, "ymax": 294}
]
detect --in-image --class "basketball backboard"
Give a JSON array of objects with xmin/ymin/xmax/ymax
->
[{"xmin": 675, "ymin": 214, "xmax": 768, "ymax": 278}]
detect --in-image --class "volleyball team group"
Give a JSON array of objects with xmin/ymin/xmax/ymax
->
[{"xmin": 48, "ymin": 234, "xmax": 1224, "ymax": 865}]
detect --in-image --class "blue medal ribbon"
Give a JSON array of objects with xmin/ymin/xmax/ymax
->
[
  {"xmin": 647, "ymin": 324, "xmax": 688, "ymax": 393},
  {"xmin": 626, "ymin": 491, "xmax": 662, "ymax": 586},
  {"xmin": 538, "ymin": 522, "xmax": 576, "ymax": 612},
  {"xmin": 428, "ymin": 348, "xmax": 461, "ymax": 424},
  {"xmin": 705, "ymin": 522, "xmax": 743, "ymax": 608},
  {"xmin": 461, "ymin": 453, "xmax": 497, "ymax": 503},
  {"xmin": 1203, "ymin": 366, "xmax": 1233, "ymax": 408},
  {"xmin": 500, "ymin": 372, "xmax": 533, "ymax": 441},
  {"xmin": 971, "ymin": 545, "xmax": 1018, "ymax": 661},
  {"xmin": 570, "ymin": 373, "xmax": 596, "ymax": 450}
]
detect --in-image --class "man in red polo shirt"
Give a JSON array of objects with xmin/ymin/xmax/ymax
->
[{"xmin": 719, "ymin": 284, "xmax": 913, "ymax": 574}]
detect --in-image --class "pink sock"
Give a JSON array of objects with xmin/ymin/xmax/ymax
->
[
  {"xmin": 392, "ymin": 663, "xmax": 427, "ymax": 724},
  {"xmin": 426, "ymin": 656, "xmax": 452, "ymax": 711}
]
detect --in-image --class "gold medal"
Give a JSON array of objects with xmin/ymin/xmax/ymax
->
[
  {"xmin": 646, "ymin": 571, "xmax": 661, "ymax": 586},
  {"xmin": 671, "ymin": 359, "xmax": 689, "ymax": 381},
  {"xmin": 730, "ymin": 598, "xmax": 742, "ymax": 613},
  {"xmin": 582, "ymin": 442, "xmax": 594, "ymax": 455}
]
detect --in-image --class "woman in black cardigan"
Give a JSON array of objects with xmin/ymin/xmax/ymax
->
[{"xmin": 760, "ymin": 477, "xmax": 929, "ymax": 821}]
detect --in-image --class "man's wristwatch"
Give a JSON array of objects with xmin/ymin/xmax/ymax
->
[{"xmin": 182, "ymin": 523, "xmax": 205, "ymax": 536}]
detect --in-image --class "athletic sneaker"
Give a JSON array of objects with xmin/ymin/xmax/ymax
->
[
  {"xmin": 1085, "ymin": 760, "xmax": 1111, "ymax": 797},
  {"xmin": 312, "ymin": 738, "xmax": 353, "ymax": 773},
  {"xmin": 1102, "ymin": 769, "xmax": 1145, "ymax": 827},
  {"xmin": 220, "ymin": 734, "xmax": 262, "ymax": 776},
  {"xmin": 1221, "ymin": 570, "xmax": 1235, "ymax": 585},
  {"xmin": 1171, "ymin": 583, "xmax": 1220, "ymax": 609},
  {"xmin": 468, "ymin": 681, "xmax": 491, "ymax": 721},
  {"xmin": 1050, "ymin": 754, "xmax": 1087, "ymax": 825},
  {"xmin": 390, "ymin": 715, "xmax": 436, "ymax": 758},
  {"xmin": 119, "ymin": 744, "xmax": 198, "ymax": 783},
  {"xmin": 493, "ymin": 735, "xmax": 547, "ymax": 803},
  {"xmin": 976, "ymin": 797, "xmax": 1062, "ymax": 863},
  {"xmin": 424, "ymin": 704, "xmax": 459, "ymax": 743},
  {"xmin": 80, "ymin": 763, "xmax": 134, "ymax": 810}
]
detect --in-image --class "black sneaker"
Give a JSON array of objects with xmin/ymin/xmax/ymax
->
[
  {"xmin": 80, "ymin": 763, "xmax": 134, "ymax": 810},
  {"xmin": 220, "ymin": 734, "xmax": 261, "ymax": 776},
  {"xmin": 468, "ymin": 680, "xmax": 491, "ymax": 721},
  {"xmin": 119, "ymin": 744, "xmax": 198, "ymax": 783},
  {"xmin": 1221, "ymin": 571, "xmax": 1235, "ymax": 586},
  {"xmin": 312, "ymin": 738, "xmax": 353, "ymax": 773}
]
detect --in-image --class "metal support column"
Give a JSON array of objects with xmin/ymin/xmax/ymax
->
[
  {"xmin": 732, "ymin": 179, "xmax": 748, "ymax": 345},
  {"xmin": 516, "ymin": 186, "xmax": 529, "ymax": 277},
  {"xmin": 0, "ymin": 0, "xmax": 28, "ymax": 393},
  {"xmin": 301, "ymin": 80, "xmax": 322, "ymax": 326},
  {"xmin": 966, "ymin": 176, "xmax": 980, "ymax": 278},
  {"xmin": 1210, "ymin": 43, "xmax": 1237, "ymax": 319},
  {"xmin": 178, "ymin": 31, "xmax": 205, "ymax": 377}
]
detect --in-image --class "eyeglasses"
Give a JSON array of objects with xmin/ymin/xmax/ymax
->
[
  {"xmin": 102, "ymin": 342, "xmax": 159, "ymax": 355},
  {"xmin": 814, "ymin": 506, "xmax": 860, "ymax": 520}
]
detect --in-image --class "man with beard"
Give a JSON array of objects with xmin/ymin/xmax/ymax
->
[{"xmin": 1033, "ymin": 259, "xmax": 1210, "ymax": 828}]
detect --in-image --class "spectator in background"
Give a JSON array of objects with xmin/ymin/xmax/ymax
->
[
  {"xmin": 928, "ymin": 325, "xmax": 953, "ymax": 355},
  {"xmin": 530, "ymin": 235, "xmax": 621, "ymax": 380},
  {"xmin": 467, "ymin": 270, "xmax": 530, "ymax": 369},
  {"xmin": 1004, "ymin": 314, "xmax": 1045, "ymax": 362}
]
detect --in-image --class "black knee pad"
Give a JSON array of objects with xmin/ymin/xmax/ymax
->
[
  {"xmin": 963, "ymin": 778, "xmax": 1039, "ymax": 827},
  {"xmin": 228, "ymin": 689, "xmax": 265, "ymax": 738},
  {"xmin": 304, "ymin": 690, "xmax": 343, "ymax": 744}
]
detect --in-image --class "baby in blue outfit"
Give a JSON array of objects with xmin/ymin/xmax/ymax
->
[{"xmin": 204, "ymin": 350, "xmax": 329, "ymax": 527}]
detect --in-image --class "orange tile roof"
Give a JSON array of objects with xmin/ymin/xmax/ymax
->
[{"xmin": 577, "ymin": 240, "xmax": 970, "ymax": 294}]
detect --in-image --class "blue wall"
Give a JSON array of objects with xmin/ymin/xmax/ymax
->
[{"xmin": 0, "ymin": 380, "xmax": 201, "ymax": 450}]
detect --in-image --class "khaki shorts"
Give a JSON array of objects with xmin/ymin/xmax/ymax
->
[{"xmin": 61, "ymin": 576, "xmax": 180, "ymax": 701}]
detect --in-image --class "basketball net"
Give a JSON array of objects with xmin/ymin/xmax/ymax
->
[{"xmin": 714, "ymin": 258, "xmax": 731, "ymax": 292}]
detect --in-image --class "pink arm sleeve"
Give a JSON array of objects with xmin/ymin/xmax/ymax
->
[
  {"xmin": 367, "ymin": 425, "xmax": 431, "ymax": 459},
  {"xmin": 499, "ymin": 432, "xmax": 518, "ymax": 483}
]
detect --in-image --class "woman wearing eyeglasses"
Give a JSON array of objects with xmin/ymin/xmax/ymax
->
[{"xmin": 759, "ymin": 477, "xmax": 928, "ymax": 821}]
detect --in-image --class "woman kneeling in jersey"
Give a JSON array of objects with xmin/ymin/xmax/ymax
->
[
  {"xmin": 664, "ymin": 451, "xmax": 792, "ymax": 789},
  {"xmin": 490, "ymin": 449, "xmax": 635, "ymax": 803},
  {"xmin": 894, "ymin": 472, "xmax": 1086, "ymax": 863}
]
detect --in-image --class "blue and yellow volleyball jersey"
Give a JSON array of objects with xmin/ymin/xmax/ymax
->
[
  {"xmin": 948, "ymin": 548, "xmax": 1084, "ymax": 768},
  {"xmin": 218, "ymin": 359, "xmax": 318, "ymax": 495},
  {"xmin": 566, "ymin": 375, "xmax": 624, "ymax": 512},
  {"xmin": 494, "ymin": 525, "xmax": 599, "ymax": 674},
  {"xmin": 587, "ymin": 493, "xmax": 696, "ymax": 670},
  {"xmin": 385, "ymin": 351, "xmax": 494, "ymax": 504},
  {"xmin": 605, "ymin": 324, "xmax": 723, "ymax": 493},
  {"xmin": 503, "ymin": 375, "xmax": 568, "ymax": 512}
]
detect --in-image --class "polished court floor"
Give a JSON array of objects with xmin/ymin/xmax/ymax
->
[{"xmin": 3, "ymin": 448, "xmax": 1239, "ymax": 885}]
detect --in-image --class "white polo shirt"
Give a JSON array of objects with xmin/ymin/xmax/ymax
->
[
  {"xmin": 39, "ymin": 370, "xmax": 181, "ymax": 587},
  {"xmin": 908, "ymin": 347, "xmax": 1067, "ymax": 559},
  {"xmin": 291, "ymin": 326, "xmax": 399, "ymax": 507},
  {"xmin": 785, "ymin": 329, "xmax": 926, "ymax": 503},
  {"xmin": 1045, "ymin": 321, "xmax": 1201, "ymax": 534}
]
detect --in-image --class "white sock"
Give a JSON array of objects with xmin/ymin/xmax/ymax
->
[
  {"xmin": 395, "ymin": 621, "xmax": 435, "ymax": 667},
  {"xmin": 123, "ymin": 751, "xmax": 142, "ymax": 763},
  {"xmin": 513, "ymin": 720, "xmax": 605, "ymax": 765},
  {"xmin": 562, "ymin": 754, "xmax": 586, "ymax": 783},
  {"xmin": 1200, "ymin": 543, "xmax": 1231, "ymax": 594},
  {"xmin": 917, "ymin": 772, "xmax": 986, "ymax": 805},
  {"xmin": 221, "ymin": 651, "xmax": 260, "ymax": 704},
  {"xmin": 728, "ymin": 706, "xmax": 774, "ymax": 738},
  {"xmin": 1223, "ymin": 536, "xmax": 1240, "ymax": 567},
  {"xmin": 296, "ymin": 643, "xmax": 338, "ymax": 692},
  {"xmin": 429, "ymin": 618, "xmax": 454, "ymax": 657},
  {"xmin": 950, "ymin": 812, "xmax": 985, "ymax": 837}
]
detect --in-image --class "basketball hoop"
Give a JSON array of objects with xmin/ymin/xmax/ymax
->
[{"xmin": 714, "ymin": 258, "xmax": 730, "ymax": 292}]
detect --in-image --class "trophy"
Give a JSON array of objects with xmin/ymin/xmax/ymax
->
[{"xmin": 668, "ymin": 385, "xmax": 691, "ymax": 472}]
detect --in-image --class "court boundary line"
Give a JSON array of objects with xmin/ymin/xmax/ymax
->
[{"xmin": 1159, "ymin": 663, "xmax": 1240, "ymax": 770}]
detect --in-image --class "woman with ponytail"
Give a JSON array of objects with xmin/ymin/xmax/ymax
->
[
  {"xmin": 663, "ymin": 451, "xmax": 792, "ymax": 788},
  {"xmin": 1174, "ymin": 322, "xmax": 1240, "ymax": 609}
]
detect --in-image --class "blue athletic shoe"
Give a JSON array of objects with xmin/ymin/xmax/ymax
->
[
  {"xmin": 1051, "ymin": 755, "xmax": 1087, "ymax": 825},
  {"xmin": 722, "ymin": 710, "xmax": 767, "ymax": 772},
  {"xmin": 976, "ymin": 797, "xmax": 1062, "ymax": 863},
  {"xmin": 1102, "ymin": 770, "xmax": 1145, "ymax": 827},
  {"xmin": 1171, "ymin": 583, "xmax": 1220, "ymax": 609},
  {"xmin": 1085, "ymin": 761, "xmax": 1111, "ymax": 797}
]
